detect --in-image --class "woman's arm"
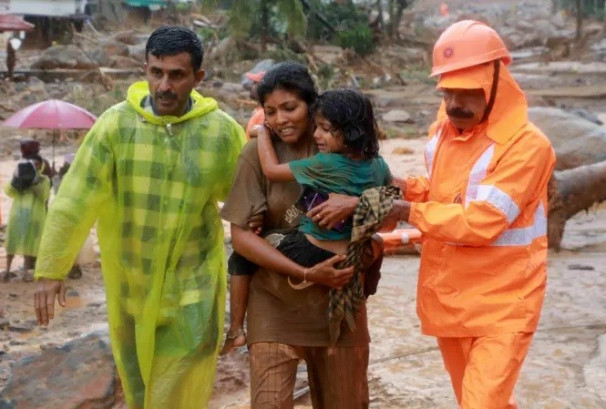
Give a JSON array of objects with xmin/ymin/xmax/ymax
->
[
  {"xmin": 231, "ymin": 223, "xmax": 354, "ymax": 289},
  {"xmin": 256, "ymin": 125, "xmax": 295, "ymax": 182}
]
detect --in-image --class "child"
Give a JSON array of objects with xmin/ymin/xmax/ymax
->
[
  {"xmin": 221, "ymin": 88, "xmax": 393, "ymax": 354},
  {"xmin": 2, "ymin": 157, "xmax": 51, "ymax": 282}
]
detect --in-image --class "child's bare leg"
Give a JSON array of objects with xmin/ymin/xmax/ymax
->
[
  {"xmin": 363, "ymin": 234, "xmax": 384, "ymax": 297},
  {"xmin": 220, "ymin": 274, "xmax": 250, "ymax": 355}
]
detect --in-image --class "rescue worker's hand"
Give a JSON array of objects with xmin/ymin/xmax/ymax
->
[
  {"xmin": 34, "ymin": 278, "xmax": 67, "ymax": 326},
  {"xmin": 392, "ymin": 177, "xmax": 408, "ymax": 196},
  {"xmin": 307, "ymin": 255, "xmax": 354, "ymax": 289},
  {"xmin": 247, "ymin": 213, "xmax": 264, "ymax": 235},
  {"xmin": 380, "ymin": 200, "xmax": 412, "ymax": 232},
  {"xmin": 307, "ymin": 193, "xmax": 358, "ymax": 230}
]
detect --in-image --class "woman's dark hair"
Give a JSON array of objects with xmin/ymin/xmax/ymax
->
[
  {"xmin": 313, "ymin": 89, "xmax": 380, "ymax": 159},
  {"xmin": 256, "ymin": 61, "xmax": 317, "ymax": 109},
  {"xmin": 146, "ymin": 26, "xmax": 204, "ymax": 71}
]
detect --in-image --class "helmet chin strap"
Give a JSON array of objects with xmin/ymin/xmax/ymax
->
[{"xmin": 481, "ymin": 60, "xmax": 500, "ymax": 123}]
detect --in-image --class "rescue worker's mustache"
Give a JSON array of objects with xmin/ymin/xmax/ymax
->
[
  {"xmin": 447, "ymin": 108, "xmax": 474, "ymax": 119},
  {"xmin": 155, "ymin": 91, "xmax": 178, "ymax": 101}
]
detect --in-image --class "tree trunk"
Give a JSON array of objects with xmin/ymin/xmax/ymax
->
[
  {"xmin": 548, "ymin": 160, "xmax": 606, "ymax": 250},
  {"xmin": 260, "ymin": 0, "xmax": 269, "ymax": 52},
  {"xmin": 576, "ymin": 0, "xmax": 584, "ymax": 40}
]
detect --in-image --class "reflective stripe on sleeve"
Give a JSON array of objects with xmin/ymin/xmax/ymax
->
[
  {"xmin": 491, "ymin": 202, "xmax": 547, "ymax": 247},
  {"xmin": 474, "ymin": 185, "xmax": 520, "ymax": 223},
  {"xmin": 465, "ymin": 144, "xmax": 495, "ymax": 206}
]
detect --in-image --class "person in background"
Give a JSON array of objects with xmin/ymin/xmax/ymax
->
[
  {"xmin": 19, "ymin": 139, "xmax": 55, "ymax": 186},
  {"xmin": 2, "ymin": 155, "xmax": 51, "ymax": 282},
  {"xmin": 32, "ymin": 26, "xmax": 245, "ymax": 409},
  {"xmin": 6, "ymin": 37, "xmax": 15, "ymax": 82},
  {"xmin": 244, "ymin": 70, "xmax": 266, "ymax": 140}
]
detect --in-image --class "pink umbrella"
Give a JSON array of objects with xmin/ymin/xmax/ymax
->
[
  {"xmin": 2, "ymin": 99, "xmax": 97, "ymax": 166},
  {"xmin": 3, "ymin": 99, "xmax": 97, "ymax": 129}
]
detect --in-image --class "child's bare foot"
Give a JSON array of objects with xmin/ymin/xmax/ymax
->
[{"xmin": 220, "ymin": 328, "xmax": 246, "ymax": 355}]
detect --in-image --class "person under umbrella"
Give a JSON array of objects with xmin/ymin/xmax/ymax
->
[{"xmin": 2, "ymin": 145, "xmax": 51, "ymax": 282}]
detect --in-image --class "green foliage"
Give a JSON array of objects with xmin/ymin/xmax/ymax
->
[
  {"xmin": 265, "ymin": 47, "xmax": 306, "ymax": 64},
  {"xmin": 315, "ymin": 63, "xmax": 337, "ymax": 90},
  {"xmin": 199, "ymin": 0, "xmax": 306, "ymax": 41},
  {"xmin": 336, "ymin": 23, "xmax": 375, "ymax": 56},
  {"xmin": 555, "ymin": 0, "xmax": 606, "ymax": 17},
  {"xmin": 307, "ymin": 1, "xmax": 376, "ymax": 56}
]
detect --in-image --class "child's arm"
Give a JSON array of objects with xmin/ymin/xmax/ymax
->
[{"xmin": 256, "ymin": 125, "xmax": 295, "ymax": 182}]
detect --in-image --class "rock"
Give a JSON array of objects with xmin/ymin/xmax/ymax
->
[
  {"xmin": 127, "ymin": 42, "xmax": 147, "ymax": 61},
  {"xmin": 108, "ymin": 55, "xmax": 142, "ymax": 69},
  {"xmin": 570, "ymin": 109, "xmax": 603, "ymax": 125},
  {"xmin": 7, "ymin": 320, "xmax": 35, "ymax": 334},
  {"xmin": 529, "ymin": 107, "xmax": 606, "ymax": 170},
  {"xmin": 0, "ymin": 331, "xmax": 119, "ymax": 409},
  {"xmin": 113, "ymin": 31, "xmax": 147, "ymax": 46},
  {"xmin": 383, "ymin": 110, "xmax": 412, "ymax": 123},
  {"xmin": 31, "ymin": 45, "xmax": 99, "ymax": 70},
  {"xmin": 100, "ymin": 40, "xmax": 129, "ymax": 58},
  {"xmin": 567, "ymin": 264, "xmax": 595, "ymax": 271}
]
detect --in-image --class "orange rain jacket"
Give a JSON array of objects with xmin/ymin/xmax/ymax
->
[{"xmin": 405, "ymin": 62, "xmax": 556, "ymax": 337}]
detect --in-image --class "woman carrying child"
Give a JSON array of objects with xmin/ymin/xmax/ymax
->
[{"xmin": 221, "ymin": 61, "xmax": 393, "ymax": 409}]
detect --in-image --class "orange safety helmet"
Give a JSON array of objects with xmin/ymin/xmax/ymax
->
[{"xmin": 430, "ymin": 20, "xmax": 511, "ymax": 77}]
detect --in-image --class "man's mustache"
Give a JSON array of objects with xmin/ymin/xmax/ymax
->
[
  {"xmin": 446, "ymin": 108, "xmax": 474, "ymax": 119},
  {"xmin": 155, "ymin": 91, "xmax": 178, "ymax": 100}
]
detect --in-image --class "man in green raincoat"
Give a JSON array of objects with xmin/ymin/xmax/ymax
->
[{"xmin": 33, "ymin": 26, "xmax": 246, "ymax": 409}]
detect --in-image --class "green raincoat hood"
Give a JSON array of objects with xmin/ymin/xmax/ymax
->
[{"xmin": 126, "ymin": 81, "xmax": 218, "ymax": 125}]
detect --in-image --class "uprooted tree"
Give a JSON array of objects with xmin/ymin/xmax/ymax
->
[
  {"xmin": 529, "ymin": 107, "xmax": 606, "ymax": 250},
  {"xmin": 548, "ymin": 161, "xmax": 606, "ymax": 250}
]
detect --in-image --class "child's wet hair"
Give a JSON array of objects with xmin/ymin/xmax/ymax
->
[{"xmin": 312, "ymin": 89, "xmax": 380, "ymax": 159}]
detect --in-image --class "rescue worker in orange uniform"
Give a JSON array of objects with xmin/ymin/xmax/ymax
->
[{"xmin": 386, "ymin": 20, "xmax": 556, "ymax": 408}]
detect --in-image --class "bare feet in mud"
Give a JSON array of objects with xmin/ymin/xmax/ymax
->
[{"xmin": 220, "ymin": 328, "xmax": 246, "ymax": 355}]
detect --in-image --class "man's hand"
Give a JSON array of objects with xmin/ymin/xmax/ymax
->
[
  {"xmin": 307, "ymin": 193, "xmax": 358, "ymax": 230},
  {"xmin": 247, "ymin": 213, "xmax": 264, "ymax": 235},
  {"xmin": 34, "ymin": 278, "xmax": 67, "ymax": 326},
  {"xmin": 379, "ymin": 200, "xmax": 412, "ymax": 232},
  {"xmin": 392, "ymin": 177, "xmax": 408, "ymax": 197},
  {"xmin": 306, "ymin": 254, "xmax": 354, "ymax": 289}
]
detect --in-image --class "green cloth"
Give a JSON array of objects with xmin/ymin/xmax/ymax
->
[
  {"xmin": 289, "ymin": 152, "xmax": 392, "ymax": 240},
  {"xmin": 4, "ymin": 175, "xmax": 50, "ymax": 256},
  {"xmin": 34, "ymin": 81, "xmax": 246, "ymax": 409}
]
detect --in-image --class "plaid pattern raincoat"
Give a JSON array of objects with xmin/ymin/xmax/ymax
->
[{"xmin": 34, "ymin": 81, "xmax": 246, "ymax": 409}]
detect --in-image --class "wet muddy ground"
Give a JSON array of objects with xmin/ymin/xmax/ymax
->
[{"xmin": 1, "ymin": 137, "xmax": 605, "ymax": 408}]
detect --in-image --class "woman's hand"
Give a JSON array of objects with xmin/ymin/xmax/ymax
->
[
  {"xmin": 306, "ymin": 254, "xmax": 354, "ymax": 289},
  {"xmin": 306, "ymin": 193, "xmax": 358, "ymax": 230},
  {"xmin": 247, "ymin": 213, "xmax": 264, "ymax": 235}
]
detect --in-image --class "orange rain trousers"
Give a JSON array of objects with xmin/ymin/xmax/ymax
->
[{"xmin": 437, "ymin": 332, "xmax": 534, "ymax": 409}]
